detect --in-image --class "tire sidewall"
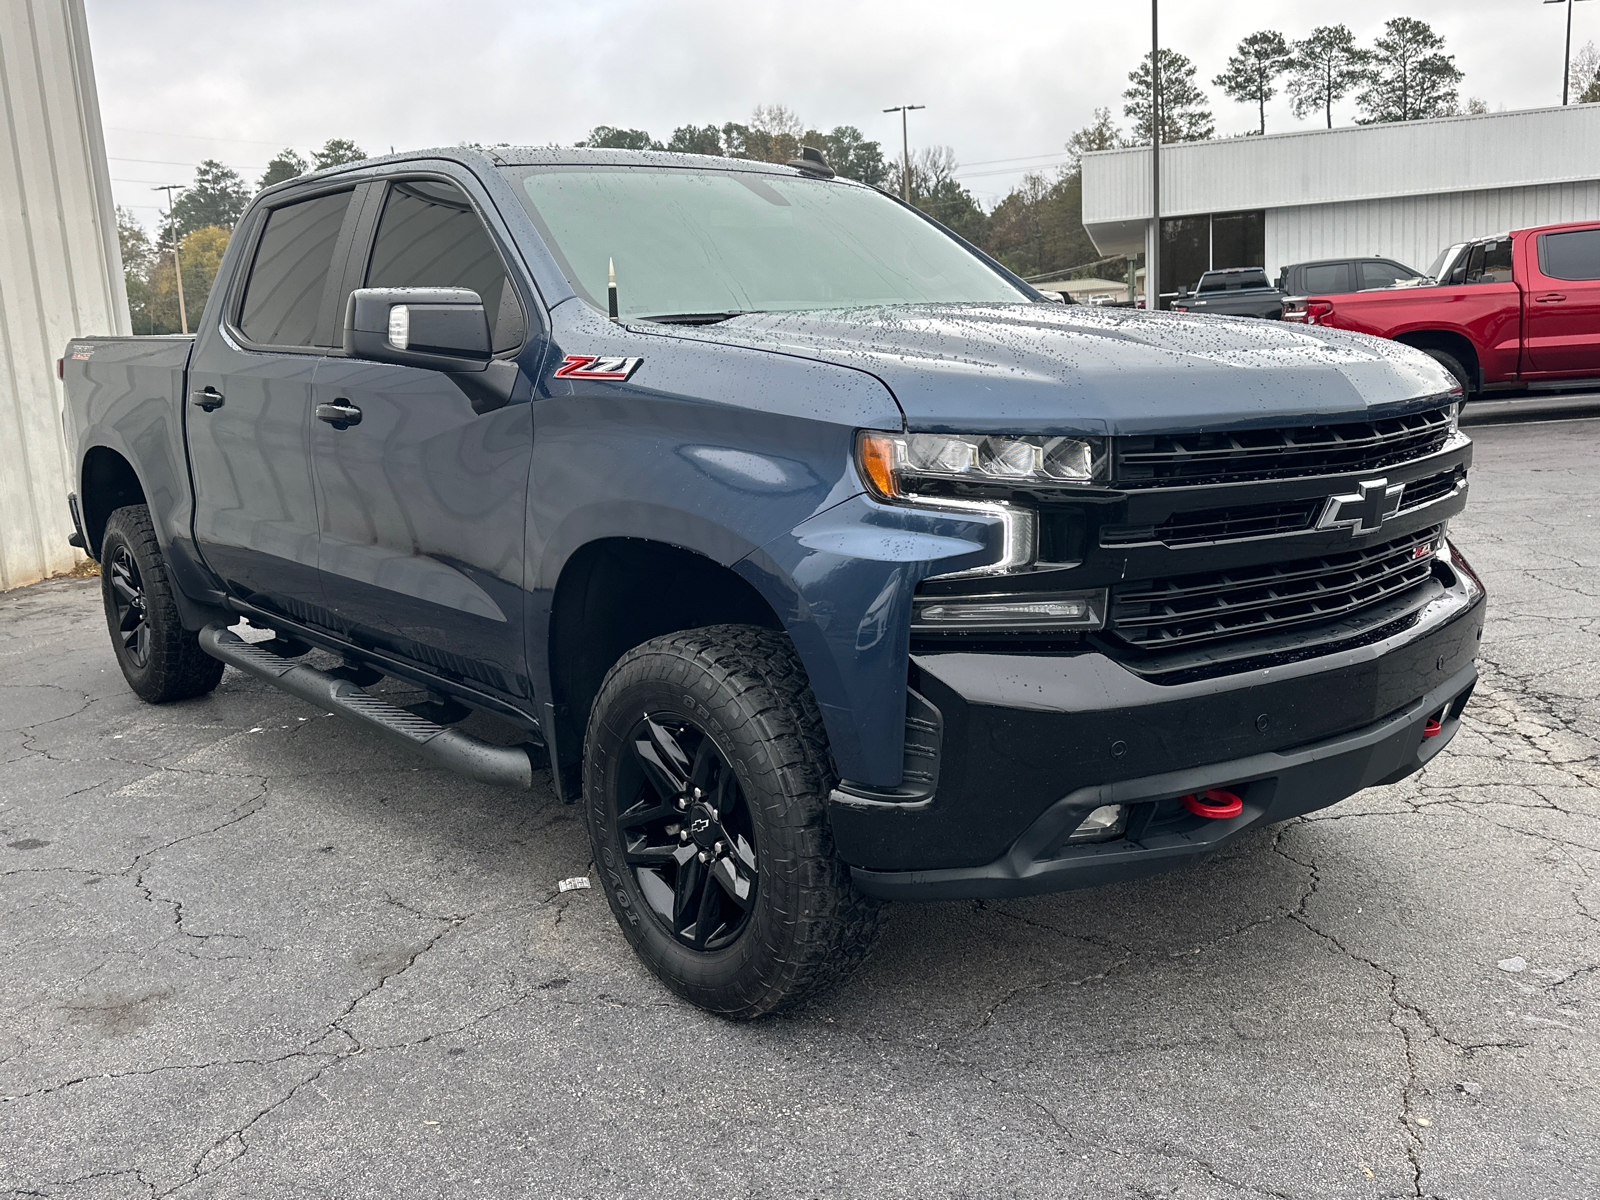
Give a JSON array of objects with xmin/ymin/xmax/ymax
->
[
  {"xmin": 586, "ymin": 666, "xmax": 791, "ymax": 1007},
  {"xmin": 99, "ymin": 515, "xmax": 160, "ymax": 694}
]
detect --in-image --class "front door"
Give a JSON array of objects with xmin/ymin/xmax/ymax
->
[
  {"xmin": 1523, "ymin": 225, "xmax": 1600, "ymax": 377},
  {"xmin": 187, "ymin": 186, "xmax": 360, "ymax": 622},
  {"xmin": 309, "ymin": 176, "xmax": 536, "ymax": 700}
]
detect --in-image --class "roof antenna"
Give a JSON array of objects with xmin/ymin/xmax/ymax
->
[
  {"xmin": 608, "ymin": 257, "xmax": 619, "ymax": 321},
  {"xmin": 787, "ymin": 146, "xmax": 836, "ymax": 178}
]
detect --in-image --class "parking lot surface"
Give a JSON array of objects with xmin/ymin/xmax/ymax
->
[{"xmin": 3, "ymin": 406, "xmax": 1598, "ymax": 1200}]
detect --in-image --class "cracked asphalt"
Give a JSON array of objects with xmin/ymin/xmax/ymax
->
[{"xmin": 3, "ymin": 405, "xmax": 1598, "ymax": 1200}]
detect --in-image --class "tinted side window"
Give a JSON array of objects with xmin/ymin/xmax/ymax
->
[
  {"xmin": 1539, "ymin": 229, "xmax": 1600, "ymax": 281},
  {"xmin": 1360, "ymin": 261, "xmax": 1412, "ymax": 289},
  {"xmin": 366, "ymin": 180, "xmax": 526, "ymax": 352},
  {"xmin": 1303, "ymin": 263, "xmax": 1353, "ymax": 294},
  {"xmin": 238, "ymin": 190, "xmax": 354, "ymax": 347}
]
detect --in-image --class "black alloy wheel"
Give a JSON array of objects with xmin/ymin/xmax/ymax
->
[
  {"xmin": 585, "ymin": 625, "xmax": 885, "ymax": 1018},
  {"xmin": 107, "ymin": 543, "xmax": 151, "ymax": 669},
  {"xmin": 619, "ymin": 713, "xmax": 759, "ymax": 951},
  {"xmin": 98, "ymin": 504, "xmax": 225, "ymax": 703}
]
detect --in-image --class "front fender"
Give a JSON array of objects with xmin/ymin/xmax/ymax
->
[{"xmin": 737, "ymin": 492, "xmax": 1009, "ymax": 787}]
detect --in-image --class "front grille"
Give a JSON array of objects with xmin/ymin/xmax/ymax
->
[
  {"xmin": 1116, "ymin": 407, "xmax": 1453, "ymax": 487},
  {"xmin": 1101, "ymin": 499, "xmax": 1322, "ymax": 547},
  {"xmin": 1109, "ymin": 526, "xmax": 1440, "ymax": 650},
  {"xmin": 1100, "ymin": 465, "xmax": 1465, "ymax": 550},
  {"xmin": 1399, "ymin": 465, "xmax": 1466, "ymax": 512}
]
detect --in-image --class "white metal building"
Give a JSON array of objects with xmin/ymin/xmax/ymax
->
[
  {"xmin": 0, "ymin": 0, "xmax": 127, "ymax": 591},
  {"xmin": 1082, "ymin": 104, "xmax": 1600, "ymax": 304}
]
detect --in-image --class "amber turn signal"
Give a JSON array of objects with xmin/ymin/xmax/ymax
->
[{"xmin": 856, "ymin": 432, "xmax": 901, "ymax": 499}]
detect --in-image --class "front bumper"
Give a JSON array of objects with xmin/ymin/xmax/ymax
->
[{"xmin": 833, "ymin": 550, "xmax": 1485, "ymax": 901}]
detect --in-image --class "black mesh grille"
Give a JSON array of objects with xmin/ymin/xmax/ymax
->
[
  {"xmin": 1102, "ymin": 499, "xmax": 1322, "ymax": 547},
  {"xmin": 1116, "ymin": 407, "xmax": 1453, "ymax": 487},
  {"xmin": 1398, "ymin": 465, "xmax": 1466, "ymax": 512},
  {"xmin": 1109, "ymin": 526, "xmax": 1440, "ymax": 650}
]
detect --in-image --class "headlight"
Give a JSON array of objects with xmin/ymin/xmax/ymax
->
[
  {"xmin": 858, "ymin": 430, "xmax": 1106, "ymax": 498},
  {"xmin": 912, "ymin": 588, "xmax": 1107, "ymax": 632}
]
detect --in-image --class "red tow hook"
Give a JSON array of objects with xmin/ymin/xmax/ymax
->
[
  {"xmin": 1181, "ymin": 788, "xmax": 1244, "ymax": 819},
  {"xmin": 1423, "ymin": 717, "xmax": 1443, "ymax": 738}
]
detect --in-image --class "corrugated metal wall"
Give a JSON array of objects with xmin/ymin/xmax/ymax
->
[
  {"xmin": 1266, "ymin": 179, "xmax": 1600, "ymax": 277},
  {"xmin": 0, "ymin": 0, "xmax": 128, "ymax": 592}
]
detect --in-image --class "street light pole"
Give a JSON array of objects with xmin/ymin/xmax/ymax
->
[
  {"xmin": 1546, "ymin": 0, "xmax": 1595, "ymax": 105},
  {"xmin": 1148, "ymin": 0, "xmax": 1162, "ymax": 312},
  {"xmin": 153, "ymin": 184, "xmax": 188, "ymax": 335},
  {"xmin": 883, "ymin": 104, "xmax": 925, "ymax": 203}
]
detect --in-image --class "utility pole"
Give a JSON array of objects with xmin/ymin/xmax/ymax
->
[
  {"xmin": 153, "ymin": 184, "xmax": 188, "ymax": 335},
  {"xmin": 1148, "ymin": 0, "xmax": 1162, "ymax": 312},
  {"xmin": 1545, "ymin": 0, "xmax": 1594, "ymax": 105},
  {"xmin": 883, "ymin": 104, "xmax": 925, "ymax": 203}
]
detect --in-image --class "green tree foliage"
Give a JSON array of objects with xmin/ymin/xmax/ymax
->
[
  {"xmin": 1287, "ymin": 25, "xmax": 1370, "ymax": 128},
  {"xmin": 1214, "ymin": 31, "xmax": 1292, "ymax": 135},
  {"xmin": 159, "ymin": 159, "xmax": 248, "ymax": 242},
  {"xmin": 1357, "ymin": 18, "xmax": 1463, "ymax": 123},
  {"xmin": 578, "ymin": 126, "xmax": 663, "ymax": 150},
  {"xmin": 117, "ymin": 207, "xmax": 156, "ymax": 333},
  {"xmin": 894, "ymin": 148, "xmax": 988, "ymax": 244},
  {"xmin": 1065, "ymin": 108, "xmax": 1126, "ymax": 171},
  {"xmin": 813, "ymin": 126, "xmax": 887, "ymax": 186},
  {"xmin": 258, "ymin": 148, "xmax": 308, "ymax": 191},
  {"xmin": 666, "ymin": 124, "xmax": 723, "ymax": 155},
  {"xmin": 985, "ymin": 172, "xmax": 1098, "ymax": 280},
  {"xmin": 1583, "ymin": 74, "xmax": 1600, "ymax": 104},
  {"xmin": 312, "ymin": 138, "xmax": 367, "ymax": 170},
  {"xmin": 1124, "ymin": 49, "xmax": 1215, "ymax": 143},
  {"xmin": 130, "ymin": 225, "xmax": 231, "ymax": 335}
]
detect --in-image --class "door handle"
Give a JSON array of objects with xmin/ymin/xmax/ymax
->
[
  {"xmin": 315, "ymin": 400, "xmax": 363, "ymax": 430},
  {"xmin": 1535, "ymin": 292, "xmax": 1567, "ymax": 303},
  {"xmin": 189, "ymin": 387, "xmax": 225, "ymax": 411}
]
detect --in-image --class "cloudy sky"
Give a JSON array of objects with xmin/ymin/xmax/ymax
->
[{"xmin": 91, "ymin": 0, "xmax": 1593, "ymax": 228}]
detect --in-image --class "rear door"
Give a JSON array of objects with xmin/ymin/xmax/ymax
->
[
  {"xmin": 309, "ymin": 175, "xmax": 538, "ymax": 701},
  {"xmin": 1522, "ymin": 225, "xmax": 1600, "ymax": 376},
  {"xmin": 186, "ymin": 184, "xmax": 367, "ymax": 622}
]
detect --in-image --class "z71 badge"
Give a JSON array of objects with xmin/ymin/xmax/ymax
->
[{"xmin": 554, "ymin": 354, "xmax": 643, "ymax": 382}]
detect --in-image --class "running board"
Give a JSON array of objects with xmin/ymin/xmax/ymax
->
[{"xmin": 199, "ymin": 624, "xmax": 538, "ymax": 789}]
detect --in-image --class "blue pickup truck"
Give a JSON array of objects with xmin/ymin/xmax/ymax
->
[{"xmin": 61, "ymin": 146, "xmax": 1484, "ymax": 1017}]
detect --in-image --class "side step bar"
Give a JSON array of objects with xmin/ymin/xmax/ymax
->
[{"xmin": 199, "ymin": 624, "xmax": 539, "ymax": 789}]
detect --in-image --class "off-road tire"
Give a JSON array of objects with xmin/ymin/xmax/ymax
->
[
  {"xmin": 99, "ymin": 505, "xmax": 225, "ymax": 703},
  {"xmin": 584, "ymin": 624, "xmax": 885, "ymax": 1018},
  {"xmin": 1420, "ymin": 347, "xmax": 1472, "ymax": 397}
]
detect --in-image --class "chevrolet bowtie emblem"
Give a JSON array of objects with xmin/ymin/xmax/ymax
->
[{"xmin": 1319, "ymin": 478, "xmax": 1405, "ymax": 535}]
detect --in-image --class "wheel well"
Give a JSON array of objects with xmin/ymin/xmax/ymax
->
[
  {"xmin": 548, "ymin": 539, "xmax": 784, "ymax": 759},
  {"xmin": 80, "ymin": 448, "xmax": 146, "ymax": 559},
  {"xmin": 1393, "ymin": 331, "xmax": 1480, "ymax": 394}
]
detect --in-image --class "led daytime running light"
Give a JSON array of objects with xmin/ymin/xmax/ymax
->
[{"xmin": 858, "ymin": 430, "xmax": 1105, "ymax": 497}]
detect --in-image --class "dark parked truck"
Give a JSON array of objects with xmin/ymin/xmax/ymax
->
[
  {"xmin": 61, "ymin": 147, "xmax": 1485, "ymax": 1017},
  {"xmin": 1168, "ymin": 267, "xmax": 1285, "ymax": 318}
]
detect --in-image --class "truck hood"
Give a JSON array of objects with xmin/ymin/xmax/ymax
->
[{"xmin": 647, "ymin": 302, "xmax": 1453, "ymax": 435}]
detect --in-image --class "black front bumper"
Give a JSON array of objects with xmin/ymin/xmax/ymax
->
[{"xmin": 833, "ymin": 555, "xmax": 1485, "ymax": 901}]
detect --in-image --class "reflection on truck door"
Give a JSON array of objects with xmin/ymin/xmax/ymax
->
[{"xmin": 1523, "ymin": 227, "xmax": 1600, "ymax": 376}]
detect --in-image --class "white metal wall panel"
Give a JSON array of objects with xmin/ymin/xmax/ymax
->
[
  {"xmin": 1083, "ymin": 104, "xmax": 1600, "ymax": 249},
  {"xmin": 1264, "ymin": 180, "xmax": 1600, "ymax": 277},
  {"xmin": 0, "ymin": 0, "xmax": 127, "ymax": 591}
]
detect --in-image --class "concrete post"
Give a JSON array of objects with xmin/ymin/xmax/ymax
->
[{"xmin": 0, "ymin": 0, "xmax": 128, "ymax": 591}]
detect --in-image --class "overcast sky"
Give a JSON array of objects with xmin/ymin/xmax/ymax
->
[{"xmin": 92, "ymin": 0, "xmax": 1594, "ymax": 228}]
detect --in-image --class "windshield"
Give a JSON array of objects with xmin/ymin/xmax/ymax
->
[
  {"xmin": 500, "ymin": 165, "xmax": 1029, "ymax": 318},
  {"xmin": 1423, "ymin": 244, "xmax": 1465, "ymax": 281}
]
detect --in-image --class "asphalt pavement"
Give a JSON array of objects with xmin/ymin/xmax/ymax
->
[{"xmin": 2, "ymin": 405, "xmax": 1597, "ymax": 1200}]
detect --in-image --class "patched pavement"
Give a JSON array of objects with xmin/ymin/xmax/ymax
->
[{"xmin": 2, "ymin": 411, "xmax": 1597, "ymax": 1199}]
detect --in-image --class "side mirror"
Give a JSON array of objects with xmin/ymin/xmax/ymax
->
[{"xmin": 344, "ymin": 287, "xmax": 491, "ymax": 372}]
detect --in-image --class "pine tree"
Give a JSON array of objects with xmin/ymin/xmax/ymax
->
[
  {"xmin": 1356, "ymin": 18, "xmax": 1463, "ymax": 123},
  {"xmin": 1214, "ymin": 31, "xmax": 1292, "ymax": 135},
  {"xmin": 1064, "ymin": 108, "xmax": 1126, "ymax": 172},
  {"xmin": 1287, "ymin": 25, "xmax": 1370, "ymax": 128},
  {"xmin": 311, "ymin": 138, "xmax": 367, "ymax": 170},
  {"xmin": 1124, "ymin": 49, "xmax": 1215, "ymax": 143},
  {"xmin": 258, "ymin": 149, "xmax": 308, "ymax": 191},
  {"xmin": 159, "ymin": 160, "xmax": 248, "ymax": 242}
]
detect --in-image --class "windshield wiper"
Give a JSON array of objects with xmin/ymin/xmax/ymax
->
[{"xmin": 635, "ymin": 310, "xmax": 754, "ymax": 325}]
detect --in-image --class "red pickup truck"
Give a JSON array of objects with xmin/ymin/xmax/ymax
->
[{"xmin": 1283, "ymin": 221, "xmax": 1600, "ymax": 397}]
